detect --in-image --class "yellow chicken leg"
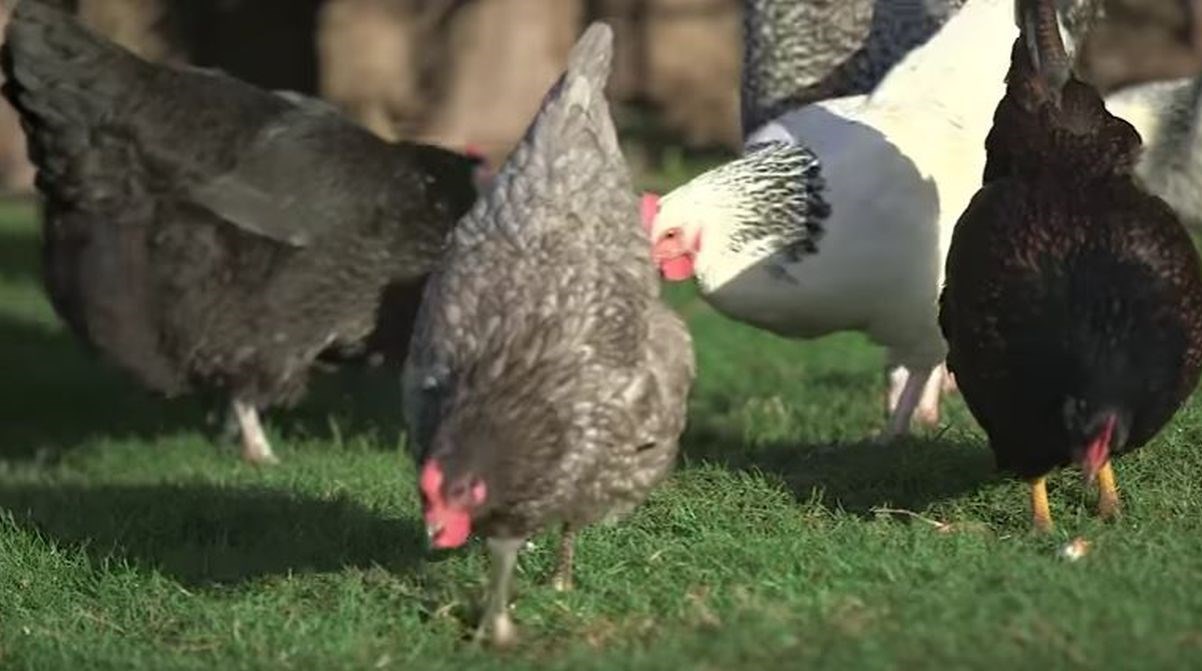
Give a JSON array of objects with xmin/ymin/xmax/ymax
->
[
  {"xmin": 1096, "ymin": 460, "xmax": 1120, "ymax": 520},
  {"xmin": 1029, "ymin": 476, "xmax": 1053, "ymax": 532}
]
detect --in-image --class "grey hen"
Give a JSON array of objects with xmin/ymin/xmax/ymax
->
[
  {"xmin": 741, "ymin": 0, "xmax": 966, "ymax": 136},
  {"xmin": 402, "ymin": 23, "xmax": 695, "ymax": 646},
  {"xmin": 2, "ymin": 0, "xmax": 480, "ymax": 463}
]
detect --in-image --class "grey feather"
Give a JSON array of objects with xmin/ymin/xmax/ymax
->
[
  {"xmin": 404, "ymin": 20, "xmax": 694, "ymax": 541},
  {"xmin": 453, "ymin": 22, "xmax": 625, "ymax": 249},
  {"xmin": 1131, "ymin": 78, "xmax": 1202, "ymax": 231},
  {"xmin": 186, "ymin": 105, "xmax": 395, "ymax": 247},
  {"xmin": 741, "ymin": 0, "xmax": 966, "ymax": 136},
  {"xmin": 3, "ymin": 0, "xmax": 479, "ymax": 413}
]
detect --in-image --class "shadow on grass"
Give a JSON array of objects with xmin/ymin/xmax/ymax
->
[
  {"xmin": 681, "ymin": 423, "xmax": 997, "ymax": 516},
  {"xmin": 0, "ymin": 225, "xmax": 39, "ymax": 286},
  {"xmin": 0, "ymin": 316, "xmax": 406, "ymax": 461},
  {"xmin": 0, "ymin": 482, "xmax": 424, "ymax": 586}
]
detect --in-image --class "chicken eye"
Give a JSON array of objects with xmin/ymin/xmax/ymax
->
[{"xmin": 664, "ymin": 229, "xmax": 680, "ymax": 240}]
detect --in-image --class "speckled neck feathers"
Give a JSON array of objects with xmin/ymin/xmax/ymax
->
[{"xmin": 672, "ymin": 142, "xmax": 830, "ymax": 261}]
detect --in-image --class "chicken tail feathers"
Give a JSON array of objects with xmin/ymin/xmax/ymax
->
[
  {"xmin": 454, "ymin": 21, "xmax": 631, "ymax": 249},
  {"xmin": 565, "ymin": 21, "xmax": 614, "ymax": 93},
  {"xmin": 2, "ymin": 0, "xmax": 147, "ymax": 184},
  {"xmin": 3, "ymin": 0, "xmax": 137, "ymax": 123},
  {"xmin": 528, "ymin": 20, "xmax": 615, "ymax": 156}
]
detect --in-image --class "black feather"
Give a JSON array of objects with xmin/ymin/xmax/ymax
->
[
  {"xmin": 939, "ymin": 2, "xmax": 1202, "ymax": 480},
  {"xmin": 3, "ymin": 0, "xmax": 478, "ymax": 415}
]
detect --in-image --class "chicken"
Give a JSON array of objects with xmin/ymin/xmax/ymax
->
[
  {"xmin": 1104, "ymin": 77, "xmax": 1202, "ymax": 232},
  {"xmin": 643, "ymin": 0, "xmax": 1196, "ymax": 440},
  {"xmin": 938, "ymin": 0, "xmax": 1202, "ymax": 531},
  {"xmin": 2, "ymin": 0, "xmax": 480, "ymax": 463},
  {"xmin": 645, "ymin": 0, "xmax": 1026, "ymax": 440},
  {"xmin": 402, "ymin": 23, "xmax": 694, "ymax": 646},
  {"xmin": 742, "ymin": 0, "xmax": 966, "ymax": 135},
  {"xmin": 1051, "ymin": 7, "xmax": 1202, "ymax": 249}
]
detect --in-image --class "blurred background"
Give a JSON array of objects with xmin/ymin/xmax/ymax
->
[
  {"xmin": 0, "ymin": 0, "xmax": 754, "ymax": 195},
  {"xmin": 0, "ymin": 0, "xmax": 1196, "ymax": 196}
]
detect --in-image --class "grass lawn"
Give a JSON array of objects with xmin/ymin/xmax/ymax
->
[{"xmin": 3, "ymin": 191, "xmax": 1202, "ymax": 671}]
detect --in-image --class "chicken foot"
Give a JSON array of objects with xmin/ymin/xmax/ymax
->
[
  {"xmin": 231, "ymin": 398, "xmax": 279, "ymax": 465},
  {"xmin": 551, "ymin": 526, "xmax": 575, "ymax": 592},
  {"xmin": 475, "ymin": 537, "xmax": 523, "ymax": 647},
  {"xmin": 1029, "ymin": 476, "xmax": 1053, "ymax": 533}
]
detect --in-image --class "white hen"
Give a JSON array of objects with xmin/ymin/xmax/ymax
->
[
  {"xmin": 645, "ymin": 0, "xmax": 1019, "ymax": 439},
  {"xmin": 646, "ymin": 0, "xmax": 1202, "ymax": 440}
]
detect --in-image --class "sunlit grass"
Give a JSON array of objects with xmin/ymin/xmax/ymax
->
[{"xmin": 3, "ymin": 194, "xmax": 1202, "ymax": 670}]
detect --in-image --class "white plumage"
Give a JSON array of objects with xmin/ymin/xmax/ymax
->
[
  {"xmin": 650, "ymin": 0, "xmax": 1019, "ymax": 437},
  {"xmin": 648, "ymin": 0, "xmax": 1202, "ymax": 439},
  {"xmin": 1104, "ymin": 77, "xmax": 1202, "ymax": 230}
]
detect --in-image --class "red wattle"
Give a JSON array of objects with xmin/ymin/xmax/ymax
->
[
  {"xmin": 660, "ymin": 255, "xmax": 695, "ymax": 281},
  {"xmin": 429, "ymin": 510, "xmax": 473, "ymax": 549}
]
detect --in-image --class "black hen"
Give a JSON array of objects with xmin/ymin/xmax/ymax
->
[
  {"xmin": 2, "ymin": 0, "xmax": 480, "ymax": 463},
  {"xmin": 939, "ymin": 0, "xmax": 1202, "ymax": 531},
  {"xmin": 402, "ymin": 23, "xmax": 694, "ymax": 645}
]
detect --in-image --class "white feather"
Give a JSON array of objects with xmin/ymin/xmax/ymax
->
[
  {"xmin": 686, "ymin": 0, "xmax": 1016, "ymax": 372},
  {"xmin": 1102, "ymin": 77, "xmax": 1202, "ymax": 229},
  {"xmin": 663, "ymin": 0, "xmax": 1187, "ymax": 365},
  {"xmin": 654, "ymin": 0, "xmax": 1195, "ymax": 433}
]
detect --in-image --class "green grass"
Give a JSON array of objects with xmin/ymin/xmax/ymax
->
[{"xmin": 4, "ymin": 195, "xmax": 1202, "ymax": 671}]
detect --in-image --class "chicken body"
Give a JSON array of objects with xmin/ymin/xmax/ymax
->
[
  {"xmin": 3, "ymin": 1, "xmax": 479, "ymax": 462},
  {"xmin": 741, "ymin": 0, "xmax": 967, "ymax": 134},
  {"xmin": 402, "ymin": 23, "xmax": 694, "ymax": 645},
  {"xmin": 646, "ymin": 0, "xmax": 1200, "ymax": 440},
  {"xmin": 939, "ymin": 0, "xmax": 1202, "ymax": 530},
  {"xmin": 648, "ymin": 0, "xmax": 1018, "ymax": 440}
]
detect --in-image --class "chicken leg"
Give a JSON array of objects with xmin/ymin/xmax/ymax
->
[
  {"xmin": 1029, "ymin": 476, "xmax": 1053, "ymax": 532},
  {"xmin": 551, "ymin": 526, "xmax": 575, "ymax": 592},
  {"xmin": 914, "ymin": 364, "xmax": 945, "ymax": 427},
  {"xmin": 941, "ymin": 364, "xmax": 959, "ymax": 394},
  {"xmin": 475, "ymin": 537, "xmax": 523, "ymax": 647},
  {"xmin": 883, "ymin": 364, "xmax": 935, "ymax": 439},
  {"xmin": 1096, "ymin": 460, "xmax": 1120, "ymax": 520},
  {"xmin": 231, "ymin": 398, "xmax": 279, "ymax": 465}
]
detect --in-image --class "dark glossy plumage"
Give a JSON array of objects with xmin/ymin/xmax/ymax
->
[
  {"xmin": 2, "ymin": 1, "xmax": 478, "ymax": 460},
  {"xmin": 939, "ymin": 22, "xmax": 1202, "ymax": 481}
]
